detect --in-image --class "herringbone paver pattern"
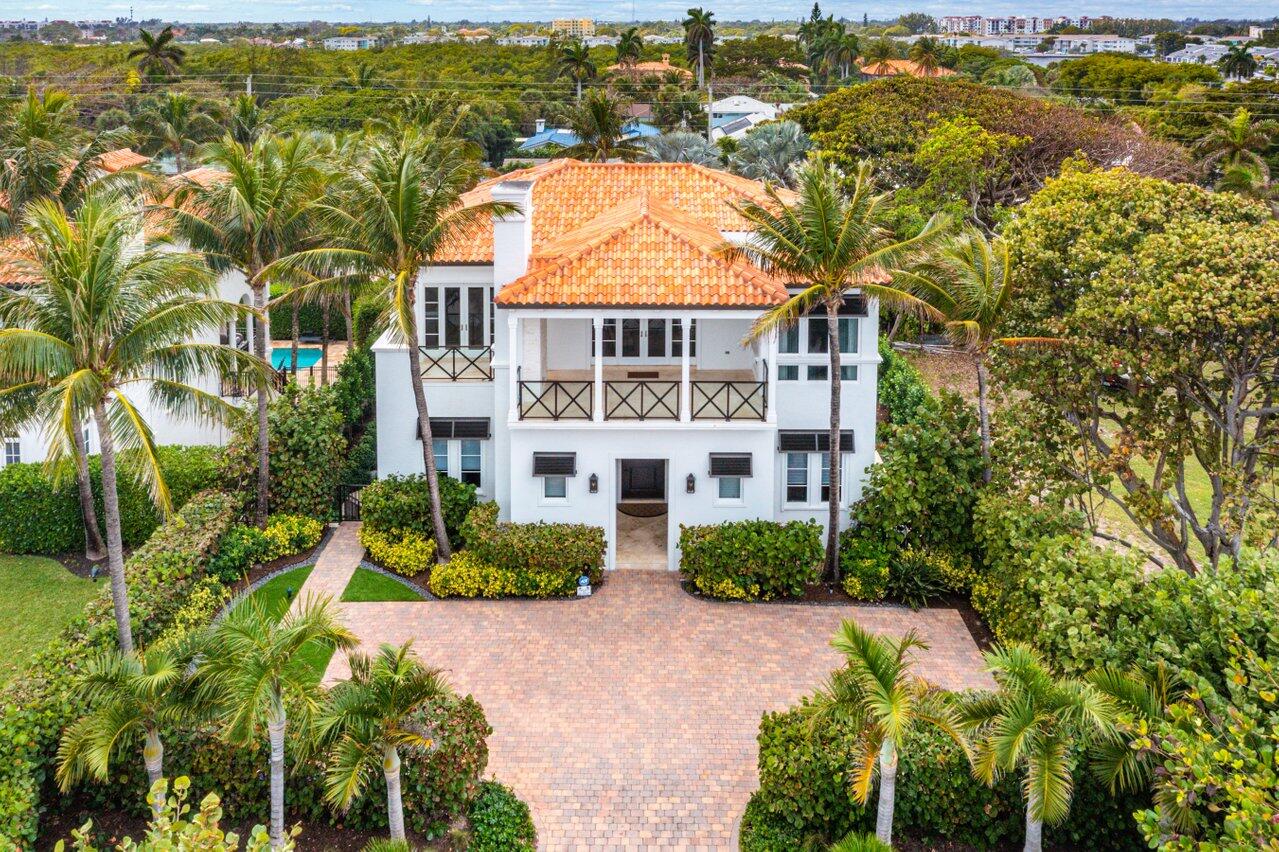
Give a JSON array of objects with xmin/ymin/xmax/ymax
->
[{"xmin": 296, "ymin": 527, "xmax": 992, "ymax": 851}]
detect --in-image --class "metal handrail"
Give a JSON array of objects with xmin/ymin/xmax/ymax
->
[
  {"xmin": 690, "ymin": 380, "xmax": 767, "ymax": 421},
  {"xmin": 420, "ymin": 346, "xmax": 493, "ymax": 381},
  {"xmin": 604, "ymin": 380, "xmax": 679, "ymax": 420},
  {"xmin": 518, "ymin": 380, "xmax": 593, "ymax": 420}
]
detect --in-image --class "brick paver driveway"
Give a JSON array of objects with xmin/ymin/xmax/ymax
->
[{"xmin": 317, "ymin": 532, "xmax": 991, "ymax": 850}]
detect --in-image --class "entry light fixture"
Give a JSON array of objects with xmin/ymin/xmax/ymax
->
[
  {"xmin": 589, "ymin": 473, "xmax": 599, "ymax": 493},
  {"xmin": 686, "ymin": 473, "xmax": 696, "ymax": 494}
]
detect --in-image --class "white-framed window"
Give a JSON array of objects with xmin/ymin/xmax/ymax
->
[
  {"xmin": 779, "ymin": 365, "xmax": 799, "ymax": 381},
  {"xmin": 840, "ymin": 365, "xmax": 859, "ymax": 381},
  {"xmin": 592, "ymin": 318, "xmax": 696, "ymax": 361},
  {"xmin": 785, "ymin": 452, "xmax": 808, "ymax": 503},
  {"xmin": 782, "ymin": 448, "xmax": 849, "ymax": 506},
  {"xmin": 776, "ymin": 314, "xmax": 860, "ymax": 383},
  {"xmin": 820, "ymin": 451, "xmax": 831, "ymax": 502},
  {"xmin": 459, "ymin": 439, "xmax": 482, "ymax": 488},
  {"xmin": 432, "ymin": 439, "xmax": 449, "ymax": 476},
  {"xmin": 543, "ymin": 476, "xmax": 567, "ymax": 499},
  {"xmin": 806, "ymin": 365, "xmax": 828, "ymax": 381},
  {"xmin": 717, "ymin": 476, "xmax": 742, "ymax": 500},
  {"xmin": 3, "ymin": 438, "xmax": 19, "ymax": 466}
]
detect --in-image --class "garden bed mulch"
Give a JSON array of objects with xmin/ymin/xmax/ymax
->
[{"xmin": 679, "ymin": 581, "xmax": 994, "ymax": 652}]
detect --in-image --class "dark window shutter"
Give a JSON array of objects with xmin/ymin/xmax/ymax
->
[
  {"xmin": 532, "ymin": 452, "xmax": 576, "ymax": 476},
  {"xmin": 418, "ymin": 418, "xmax": 491, "ymax": 440},
  {"xmin": 779, "ymin": 431, "xmax": 854, "ymax": 453},
  {"xmin": 709, "ymin": 453, "xmax": 752, "ymax": 477}
]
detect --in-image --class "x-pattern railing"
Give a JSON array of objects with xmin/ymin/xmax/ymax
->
[
  {"xmin": 420, "ymin": 346, "xmax": 493, "ymax": 381},
  {"xmin": 518, "ymin": 380, "xmax": 593, "ymax": 420},
  {"xmin": 604, "ymin": 381, "xmax": 680, "ymax": 420},
  {"xmin": 690, "ymin": 380, "xmax": 767, "ymax": 421}
]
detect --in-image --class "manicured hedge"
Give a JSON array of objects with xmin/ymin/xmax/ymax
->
[
  {"xmin": 429, "ymin": 551, "xmax": 579, "ymax": 599},
  {"xmin": 0, "ymin": 445, "xmax": 220, "ymax": 555},
  {"xmin": 0, "ymin": 490, "xmax": 238, "ymax": 846},
  {"xmin": 461, "ymin": 501, "xmax": 605, "ymax": 583},
  {"xmin": 267, "ymin": 283, "xmax": 349, "ymax": 341},
  {"xmin": 360, "ymin": 524, "xmax": 436, "ymax": 577},
  {"xmin": 207, "ymin": 514, "xmax": 326, "ymax": 583},
  {"xmin": 677, "ymin": 519, "xmax": 822, "ymax": 600},
  {"xmin": 360, "ymin": 474, "xmax": 478, "ymax": 547}
]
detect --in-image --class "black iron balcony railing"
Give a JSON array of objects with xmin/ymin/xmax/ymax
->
[
  {"xmin": 690, "ymin": 380, "xmax": 767, "ymax": 421},
  {"xmin": 518, "ymin": 380, "xmax": 593, "ymax": 420},
  {"xmin": 419, "ymin": 346, "xmax": 493, "ymax": 381},
  {"xmin": 604, "ymin": 380, "xmax": 679, "ymax": 420}
]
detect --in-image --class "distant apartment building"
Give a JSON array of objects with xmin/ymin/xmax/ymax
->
[
  {"xmin": 0, "ymin": 20, "xmax": 40, "ymax": 31},
  {"xmin": 322, "ymin": 35, "xmax": 380, "ymax": 50},
  {"xmin": 552, "ymin": 18, "xmax": 595, "ymax": 38},
  {"xmin": 937, "ymin": 14, "xmax": 1093, "ymax": 36},
  {"xmin": 497, "ymin": 34, "xmax": 552, "ymax": 46},
  {"xmin": 1050, "ymin": 33, "xmax": 1135, "ymax": 53}
]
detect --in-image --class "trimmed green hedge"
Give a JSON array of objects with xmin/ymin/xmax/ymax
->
[
  {"xmin": 360, "ymin": 474, "xmax": 478, "ymax": 548},
  {"xmin": 267, "ymin": 283, "xmax": 349, "ymax": 341},
  {"xmin": 460, "ymin": 501, "xmax": 605, "ymax": 584},
  {"xmin": 0, "ymin": 446, "xmax": 220, "ymax": 555},
  {"xmin": 677, "ymin": 519, "xmax": 822, "ymax": 600},
  {"xmin": 0, "ymin": 490, "xmax": 238, "ymax": 845},
  {"xmin": 429, "ymin": 550, "xmax": 579, "ymax": 599}
]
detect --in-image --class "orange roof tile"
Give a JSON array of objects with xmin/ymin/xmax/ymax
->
[
  {"xmin": 174, "ymin": 166, "xmax": 228, "ymax": 190},
  {"xmin": 858, "ymin": 59, "xmax": 957, "ymax": 78},
  {"xmin": 95, "ymin": 148, "xmax": 151, "ymax": 172},
  {"xmin": 438, "ymin": 160, "xmax": 795, "ymax": 265},
  {"xmin": 606, "ymin": 55, "xmax": 693, "ymax": 78},
  {"xmin": 494, "ymin": 193, "xmax": 789, "ymax": 308},
  {"xmin": 0, "ymin": 236, "xmax": 37, "ymax": 286}
]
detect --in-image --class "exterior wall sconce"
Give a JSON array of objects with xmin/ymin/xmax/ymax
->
[
  {"xmin": 686, "ymin": 473, "xmax": 696, "ymax": 493},
  {"xmin": 588, "ymin": 473, "xmax": 599, "ymax": 493}
]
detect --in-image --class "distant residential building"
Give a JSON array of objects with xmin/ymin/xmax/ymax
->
[
  {"xmin": 605, "ymin": 53, "xmax": 693, "ymax": 80},
  {"xmin": 937, "ymin": 14, "xmax": 1092, "ymax": 36},
  {"xmin": 517, "ymin": 119, "xmax": 660, "ymax": 152},
  {"xmin": 709, "ymin": 95, "xmax": 789, "ymax": 127},
  {"xmin": 497, "ymin": 34, "xmax": 551, "ymax": 47},
  {"xmin": 1050, "ymin": 33, "xmax": 1136, "ymax": 53},
  {"xmin": 552, "ymin": 18, "xmax": 595, "ymax": 38},
  {"xmin": 932, "ymin": 33, "xmax": 1043, "ymax": 51},
  {"xmin": 1248, "ymin": 25, "xmax": 1268, "ymax": 39},
  {"xmin": 323, "ymin": 35, "xmax": 380, "ymax": 50},
  {"xmin": 1166, "ymin": 43, "xmax": 1229, "ymax": 64},
  {"xmin": 0, "ymin": 20, "xmax": 40, "ymax": 31},
  {"xmin": 583, "ymin": 35, "xmax": 619, "ymax": 48}
]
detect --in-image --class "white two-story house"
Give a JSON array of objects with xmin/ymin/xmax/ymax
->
[{"xmin": 373, "ymin": 160, "xmax": 880, "ymax": 570}]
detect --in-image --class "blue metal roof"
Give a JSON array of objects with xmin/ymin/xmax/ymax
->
[{"xmin": 517, "ymin": 121, "xmax": 661, "ymax": 152}]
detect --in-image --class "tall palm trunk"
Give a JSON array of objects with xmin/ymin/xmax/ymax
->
[
  {"xmin": 341, "ymin": 292, "xmax": 354, "ymax": 348},
  {"xmin": 1024, "ymin": 793, "xmax": 1043, "ymax": 852},
  {"xmin": 975, "ymin": 353, "xmax": 991, "ymax": 483},
  {"xmin": 72, "ymin": 423, "xmax": 106, "ymax": 561},
  {"xmin": 383, "ymin": 744, "xmax": 405, "ymax": 840},
  {"xmin": 403, "ymin": 280, "xmax": 452, "ymax": 560},
  {"xmin": 697, "ymin": 42, "xmax": 705, "ymax": 89},
  {"xmin": 268, "ymin": 706, "xmax": 287, "ymax": 849},
  {"xmin": 576, "ymin": 78, "xmax": 582, "ymax": 103},
  {"xmin": 290, "ymin": 303, "xmax": 300, "ymax": 376},
  {"xmin": 875, "ymin": 739, "xmax": 898, "ymax": 846},
  {"xmin": 824, "ymin": 300, "xmax": 843, "ymax": 583},
  {"xmin": 321, "ymin": 303, "xmax": 331, "ymax": 387},
  {"xmin": 251, "ymin": 274, "xmax": 270, "ymax": 527},
  {"xmin": 91, "ymin": 400, "xmax": 133, "ymax": 653},
  {"xmin": 143, "ymin": 727, "xmax": 164, "ymax": 816}
]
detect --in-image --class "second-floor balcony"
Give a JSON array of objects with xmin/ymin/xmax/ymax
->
[
  {"xmin": 420, "ymin": 346, "xmax": 493, "ymax": 381},
  {"xmin": 516, "ymin": 366, "xmax": 768, "ymax": 423}
]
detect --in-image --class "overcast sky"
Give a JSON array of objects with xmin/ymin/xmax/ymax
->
[{"xmin": 12, "ymin": 0, "xmax": 1277, "ymax": 24}]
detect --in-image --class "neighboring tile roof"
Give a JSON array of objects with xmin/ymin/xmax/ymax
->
[
  {"xmin": 95, "ymin": 148, "xmax": 151, "ymax": 172},
  {"xmin": 0, "ymin": 236, "xmax": 37, "ymax": 286},
  {"xmin": 438, "ymin": 160, "xmax": 795, "ymax": 265},
  {"xmin": 494, "ymin": 193, "xmax": 789, "ymax": 308},
  {"xmin": 606, "ymin": 55, "xmax": 693, "ymax": 78},
  {"xmin": 858, "ymin": 59, "xmax": 958, "ymax": 78},
  {"xmin": 173, "ymin": 166, "xmax": 228, "ymax": 190}
]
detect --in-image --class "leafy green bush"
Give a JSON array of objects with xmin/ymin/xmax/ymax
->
[
  {"xmin": 352, "ymin": 294, "xmax": 383, "ymax": 350},
  {"xmin": 677, "ymin": 519, "xmax": 822, "ymax": 600},
  {"xmin": 340, "ymin": 424, "xmax": 377, "ymax": 485},
  {"xmin": 851, "ymin": 392, "xmax": 983, "ymax": 557},
  {"xmin": 886, "ymin": 547, "xmax": 953, "ymax": 610},
  {"xmin": 877, "ymin": 337, "xmax": 931, "ymax": 426},
  {"xmin": 466, "ymin": 781, "xmax": 536, "ymax": 851},
  {"xmin": 739, "ymin": 793, "xmax": 806, "ymax": 852},
  {"xmin": 267, "ymin": 284, "xmax": 349, "ymax": 341},
  {"xmin": 839, "ymin": 532, "xmax": 890, "ymax": 601},
  {"xmin": 262, "ymin": 513, "xmax": 325, "ymax": 560},
  {"xmin": 429, "ymin": 550, "xmax": 578, "ymax": 599},
  {"xmin": 221, "ymin": 384, "xmax": 348, "ymax": 521},
  {"xmin": 360, "ymin": 474, "xmax": 477, "ymax": 547},
  {"xmin": 0, "ymin": 491, "xmax": 238, "ymax": 846},
  {"xmin": 460, "ymin": 502, "xmax": 605, "ymax": 584},
  {"xmin": 207, "ymin": 525, "xmax": 270, "ymax": 583},
  {"xmin": 360, "ymin": 525, "xmax": 436, "ymax": 577},
  {"xmin": 0, "ymin": 446, "xmax": 220, "ymax": 555},
  {"xmin": 330, "ymin": 348, "xmax": 374, "ymax": 431}
]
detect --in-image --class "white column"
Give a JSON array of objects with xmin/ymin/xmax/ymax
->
[
  {"xmin": 766, "ymin": 327, "xmax": 779, "ymax": 424},
  {"xmin": 507, "ymin": 314, "xmax": 519, "ymax": 421},
  {"xmin": 679, "ymin": 316, "xmax": 692, "ymax": 422},
  {"xmin": 592, "ymin": 316, "xmax": 604, "ymax": 422}
]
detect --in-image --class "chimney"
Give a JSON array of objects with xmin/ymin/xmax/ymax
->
[
  {"xmin": 491, "ymin": 180, "xmax": 534, "ymax": 288},
  {"xmin": 535, "ymin": 118, "xmax": 546, "ymax": 134}
]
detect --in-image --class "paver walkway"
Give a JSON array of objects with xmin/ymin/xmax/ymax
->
[
  {"xmin": 289, "ymin": 522, "xmax": 362, "ymax": 612},
  {"xmin": 300, "ymin": 523, "xmax": 993, "ymax": 851}
]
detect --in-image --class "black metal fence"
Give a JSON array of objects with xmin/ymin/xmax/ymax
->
[{"xmin": 335, "ymin": 483, "xmax": 364, "ymax": 521}]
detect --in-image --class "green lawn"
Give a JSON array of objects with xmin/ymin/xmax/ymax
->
[
  {"xmin": 0, "ymin": 556, "xmax": 100, "ymax": 685},
  {"xmin": 234, "ymin": 565, "xmax": 333, "ymax": 682},
  {"xmin": 341, "ymin": 567, "xmax": 426, "ymax": 603}
]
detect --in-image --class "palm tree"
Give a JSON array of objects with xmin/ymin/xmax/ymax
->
[
  {"xmin": 808, "ymin": 621, "xmax": 967, "ymax": 847},
  {"xmin": 908, "ymin": 37, "xmax": 945, "ymax": 75},
  {"xmin": 1217, "ymin": 44, "xmax": 1258, "ymax": 80},
  {"xmin": 731, "ymin": 157, "xmax": 947, "ymax": 582},
  {"xmin": 1194, "ymin": 107, "xmax": 1277, "ymax": 178},
  {"xmin": 339, "ymin": 62, "xmax": 381, "ymax": 91},
  {"xmin": 1086, "ymin": 665, "xmax": 1181, "ymax": 800},
  {"xmin": 557, "ymin": 41, "xmax": 598, "ymax": 103},
  {"xmin": 140, "ymin": 91, "xmax": 220, "ymax": 173},
  {"xmin": 560, "ymin": 90, "xmax": 647, "ymax": 162},
  {"xmin": 128, "ymin": 26, "xmax": 186, "ymax": 83},
  {"xmin": 0, "ymin": 193, "xmax": 257, "ymax": 652},
  {"xmin": 1216, "ymin": 162, "xmax": 1278, "ymax": 214},
  {"xmin": 315, "ymin": 643, "xmax": 454, "ymax": 840},
  {"xmin": 683, "ymin": 8, "xmax": 716, "ymax": 89},
  {"xmin": 56, "ymin": 642, "xmax": 198, "ymax": 812},
  {"xmin": 616, "ymin": 28, "xmax": 643, "ymax": 66},
  {"xmin": 823, "ymin": 30, "xmax": 861, "ymax": 81},
  {"xmin": 269, "ymin": 125, "xmax": 512, "ymax": 560},
  {"xmin": 646, "ymin": 131, "xmax": 720, "ymax": 165},
  {"xmin": 728, "ymin": 121, "xmax": 811, "ymax": 188},
  {"xmin": 169, "ymin": 133, "xmax": 328, "ymax": 527},
  {"xmin": 197, "ymin": 596, "xmax": 356, "ymax": 848},
  {"xmin": 228, "ymin": 93, "xmax": 272, "ymax": 148},
  {"xmin": 830, "ymin": 833, "xmax": 891, "ymax": 852},
  {"xmin": 861, "ymin": 37, "xmax": 901, "ymax": 67},
  {"xmin": 958, "ymin": 645, "xmax": 1117, "ymax": 852}
]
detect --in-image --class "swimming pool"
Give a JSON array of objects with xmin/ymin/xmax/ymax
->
[{"xmin": 271, "ymin": 347, "xmax": 322, "ymax": 370}]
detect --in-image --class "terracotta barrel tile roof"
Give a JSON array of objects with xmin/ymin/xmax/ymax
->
[
  {"xmin": 95, "ymin": 148, "xmax": 151, "ymax": 172},
  {"xmin": 858, "ymin": 59, "xmax": 957, "ymax": 78},
  {"xmin": 0, "ymin": 236, "xmax": 37, "ymax": 286},
  {"xmin": 495, "ymin": 193, "xmax": 788, "ymax": 308}
]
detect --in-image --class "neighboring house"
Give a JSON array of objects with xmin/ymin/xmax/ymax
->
[
  {"xmin": 709, "ymin": 95, "xmax": 790, "ymax": 127},
  {"xmin": 605, "ymin": 54, "xmax": 694, "ymax": 81},
  {"xmin": 372, "ymin": 160, "xmax": 880, "ymax": 570},
  {"xmin": 710, "ymin": 113, "xmax": 772, "ymax": 141},
  {"xmin": 516, "ymin": 120, "xmax": 661, "ymax": 153},
  {"xmin": 0, "ymin": 156, "xmax": 259, "ymax": 467},
  {"xmin": 496, "ymin": 34, "xmax": 551, "ymax": 47},
  {"xmin": 858, "ymin": 59, "xmax": 959, "ymax": 79},
  {"xmin": 322, "ymin": 36, "xmax": 380, "ymax": 51}
]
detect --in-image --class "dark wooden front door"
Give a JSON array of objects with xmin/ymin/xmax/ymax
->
[{"xmin": 620, "ymin": 459, "xmax": 665, "ymax": 500}]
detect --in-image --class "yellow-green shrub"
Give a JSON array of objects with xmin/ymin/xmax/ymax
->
[
  {"xmin": 262, "ymin": 514, "xmax": 325, "ymax": 561},
  {"xmin": 429, "ymin": 551, "xmax": 579, "ymax": 599},
  {"xmin": 359, "ymin": 525, "xmax": 436, "ymax": 577}
]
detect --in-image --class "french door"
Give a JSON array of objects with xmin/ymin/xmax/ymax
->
[
  {"xmin": 423, "ymin": 285, "xmax": 489, "ymax": 348},
  {"xmin": 595, "ymin": 318, "xmax": 696, "ymax": 363}
]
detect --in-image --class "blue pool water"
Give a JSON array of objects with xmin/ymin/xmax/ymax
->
[{"xmin": 271, "ymin": 347, "xmax": 322, "ymax": 370}]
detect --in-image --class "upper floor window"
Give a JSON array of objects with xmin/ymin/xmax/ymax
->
[
  {"xmin": 3, "ymin": 438, "xmax": 18, "ymax": 466},
  {"xmin": 778, "ymin": 316, "xmax": 859, "ymax": 356}
]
